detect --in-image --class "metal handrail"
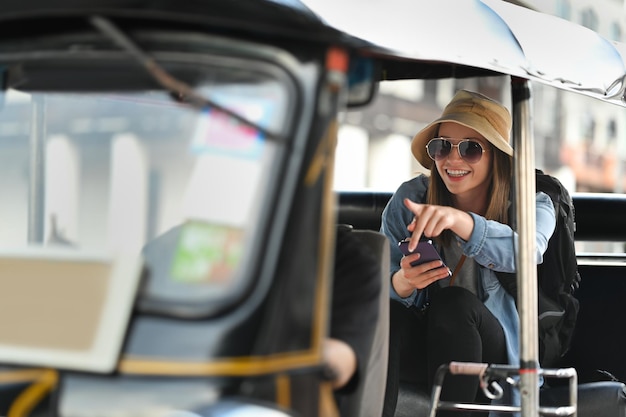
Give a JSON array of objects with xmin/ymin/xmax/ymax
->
[{"xmin": 428, "ymin": 361, "xmax": 578, "ymax": 417}]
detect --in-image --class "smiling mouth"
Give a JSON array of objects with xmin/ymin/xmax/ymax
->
[{"xmin": 446, "ymin": 169, "xmax": 470, "ymax": 177}]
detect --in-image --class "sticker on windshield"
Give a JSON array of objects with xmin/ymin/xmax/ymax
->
[
  {"xmin": 170, "ymin": 221, "xmax": 244, "ymax": 284},
  {"xmin": 190, "ymin": 108, "xmax": 263, "ymax": 158}
]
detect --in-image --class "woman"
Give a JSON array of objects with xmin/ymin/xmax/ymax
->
[{"xmin": 380, "ymin": 90, "xmax": 556, "ymax": 417}]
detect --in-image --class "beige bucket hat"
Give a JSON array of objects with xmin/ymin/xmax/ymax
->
[{"xmin": 411, "ymin": 90, "xmax": 513, "ymax": 169}]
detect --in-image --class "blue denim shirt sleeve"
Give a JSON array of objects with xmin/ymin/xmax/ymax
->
[
  {"xmin": 380, "ymin": 175, "xmax": 429, "ymax": 307},
  {"xmin": 458, "ymin": 191, "xmax": 556, "ymax": 271}
]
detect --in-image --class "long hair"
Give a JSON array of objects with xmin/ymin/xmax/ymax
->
[{"xmin": 427, "ymin": 146, "xmax": 512, "ymax": 247}]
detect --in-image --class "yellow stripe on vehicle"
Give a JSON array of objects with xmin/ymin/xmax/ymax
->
[
  {"xmin": 275, "ymin": 373, "xmax": 291, "ymax": 408},
  {"xmin": 7, "ymin": 369, "xmax": 58, "ymax": 417},
  {"xmin": 119, "ymin": 351, "xmax": 319, "ymax": 376}
]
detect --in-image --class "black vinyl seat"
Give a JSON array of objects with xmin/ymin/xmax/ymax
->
[{"xmin": 339, "ymin": 228, "xmax": 390, "ymax": 417}]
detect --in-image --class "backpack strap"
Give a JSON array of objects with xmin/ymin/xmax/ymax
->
[{"xmin": 448, "ymin": 255, "xmax": 467, "ymax": 287}]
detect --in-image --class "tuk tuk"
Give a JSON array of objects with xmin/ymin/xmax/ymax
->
[
  {"xmin": 0, "ymin": 1, "xmax": 382, "ymax": 416},
  {"xmin": 0, "ymin": 0, "xmax": 625, "ymax": 416}
]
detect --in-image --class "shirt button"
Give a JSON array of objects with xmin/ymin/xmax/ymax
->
[{"xmin": 488, "ymin": 263, "xmax": 495, "ymax": 269}]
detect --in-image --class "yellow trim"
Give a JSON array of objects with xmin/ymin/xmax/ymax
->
[
  {"xmin": 311, "ymin": 119, "xmax": 338, "ymax": 354},
  {"xmin": 119, "ymin": 351, "xmax": 319, "ymax": 376},
  {"xmin": 313, "ymin": 119, "xmax": 340, "ymax": 417},
  {"xmin": 0, "ymin": 369, "xmax": 49, "ymax": 384},
  {"xmin": 299, "ymin": 117, "xmax": 340, "ymax": 382},
  {"xmin": 318, "ymin": 380, "xmax": 340, "ymax": 417},
  {"xmin": 275, "ymin": 373, "xmax": 291, "ymax": 408},
  {"xmin": 7, "ymin": 369, "xmax": 58, "ymax": 417},
  {"xmin": 304, "ymin": 120, "xmax": 338, "ymax": 187}
]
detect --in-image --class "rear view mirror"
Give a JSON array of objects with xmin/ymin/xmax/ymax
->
[{"xmin": 347, "ymin": 56, "xmax": 377, "ymax": 108}]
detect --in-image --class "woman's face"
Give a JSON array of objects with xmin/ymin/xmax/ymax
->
[{"xmin": 434, "ymin": 122, "xmax": 493, "ymax": 202}]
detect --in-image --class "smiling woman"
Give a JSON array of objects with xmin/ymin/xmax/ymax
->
[{"xmin": 379, "ymin": 89, "xmax": 557, "ymax": 417}]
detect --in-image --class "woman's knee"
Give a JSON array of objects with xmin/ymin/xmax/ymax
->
[{"xmin": 429, "ymin": 286, "xmax": 480, "ymax": 315}]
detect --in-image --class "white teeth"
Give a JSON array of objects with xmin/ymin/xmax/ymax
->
[{"xmin": 447, "ymin": 170, "xmax": 469, "ymax": 177}]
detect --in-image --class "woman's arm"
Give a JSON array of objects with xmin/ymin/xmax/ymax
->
[
  {"xmin": 460, "ymin": 192, "xmax": 556, "ymax": 272},
  {"xmin": 381, "ymin": 180, "xmax": 454, "ymax": 301},
  {"xmin": 380, "ymin": 177, "xmax": 429, "ymax": 276}
]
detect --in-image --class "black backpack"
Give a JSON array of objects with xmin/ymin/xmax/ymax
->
[{"xmin": 496, "ymin": 169, "xmax": 581, "ymax": 367}]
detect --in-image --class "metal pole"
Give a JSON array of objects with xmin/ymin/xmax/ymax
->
[
  {"xmin": 512, "ymin": 78, "xmax": 539, "ymax": 417},
  {"xmin": 28, "ymin": 94, "xmax": 46, "ymax": 244}
]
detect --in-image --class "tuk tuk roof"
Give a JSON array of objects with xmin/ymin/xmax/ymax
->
[{"xmin": 304, "ymin": 0, "xmax": 626, "ymax": 107}]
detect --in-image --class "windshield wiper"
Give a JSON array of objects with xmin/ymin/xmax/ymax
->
[{"xmin": 89, "ymin": 15, "xmax": 281, "ymax": 142}]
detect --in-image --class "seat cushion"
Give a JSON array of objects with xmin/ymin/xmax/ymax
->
[{"xmin": 541, "ymin": 381, "xmax": 626, "ymax": 417}]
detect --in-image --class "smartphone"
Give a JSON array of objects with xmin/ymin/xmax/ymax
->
[{"xmin": 398, "ymin": 237, "xmax": 450, "ymax": 273}]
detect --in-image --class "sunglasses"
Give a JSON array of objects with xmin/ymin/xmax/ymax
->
[{"xmin": 425, "ymin": 138, "xmax": 487, "ymax": 164}]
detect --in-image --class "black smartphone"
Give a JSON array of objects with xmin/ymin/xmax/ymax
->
[{"xmin": 398, "ymin": 237, "xmax": 449, "ymax": 272}]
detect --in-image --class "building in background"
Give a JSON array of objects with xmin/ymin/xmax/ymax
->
[{"xmin": 525, "ymin": 0, "xmax": 626, "ymax": 193}]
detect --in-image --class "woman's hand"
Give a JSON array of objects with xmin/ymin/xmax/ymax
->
[
  {"xmin": 323, "ymin": 338, "xmax": 357, "ymax": 389},
  {"xmin": 392, "ymin": 256, "xmax": 451, "ymax": 297},
  {"xmin": 403, "ymin": 198, "xmax": 474, "ymax": 252},
  {"xmin": 390, "ymin": 198, "xmax": 475, "ymax": 298}
]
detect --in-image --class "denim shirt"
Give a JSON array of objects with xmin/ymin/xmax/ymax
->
[{"xmin": 380, "ymin": 174, "xmax": 556, "ymax": 415}]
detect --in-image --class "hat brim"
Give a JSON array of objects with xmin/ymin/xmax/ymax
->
[{"xmin": 411, "ymin": 113, "xmax": 513, "ymax": 169}]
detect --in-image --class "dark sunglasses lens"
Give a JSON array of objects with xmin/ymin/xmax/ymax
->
[
  {"xmin": 427, "ymin": 139, "xmax": 451, "ymax": 160},
  {"xmin": 459, "ymin": 141, "xmax": 483, "ymax": 163}
]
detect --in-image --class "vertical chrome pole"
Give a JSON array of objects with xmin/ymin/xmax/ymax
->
[
  {"xmin": 512, "ymin": 78, "xmax": 539, "ymax": 417},
  {"xmin": 28, "ymin": 94, "xmax": 46, "ymax": 244}
]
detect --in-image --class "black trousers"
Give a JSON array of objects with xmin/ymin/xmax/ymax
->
[{"xmin": 383, "ymin": 286, "xmax": 508, "ymax": 417}]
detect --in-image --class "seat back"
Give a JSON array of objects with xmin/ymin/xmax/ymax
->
[
  {"xmin": 337, "ymin": 192, "xmax": 392, "ymax": 232},
  {"xmin": 541, "ymin": 381, "xmax": 626, "ymax": 417},
  {"xmin": 340, "ymin": 229, "xmax": 390, "ymax": 417}
]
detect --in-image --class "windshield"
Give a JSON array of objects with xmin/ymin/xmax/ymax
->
[{"xmin": 0, "ymin": 55, "xmax": 294, "ymax": 371}]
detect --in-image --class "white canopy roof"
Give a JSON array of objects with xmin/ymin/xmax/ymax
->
[{"xmin": 304, "ymin": 0, "xmax": 626, "ymax": 106}]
